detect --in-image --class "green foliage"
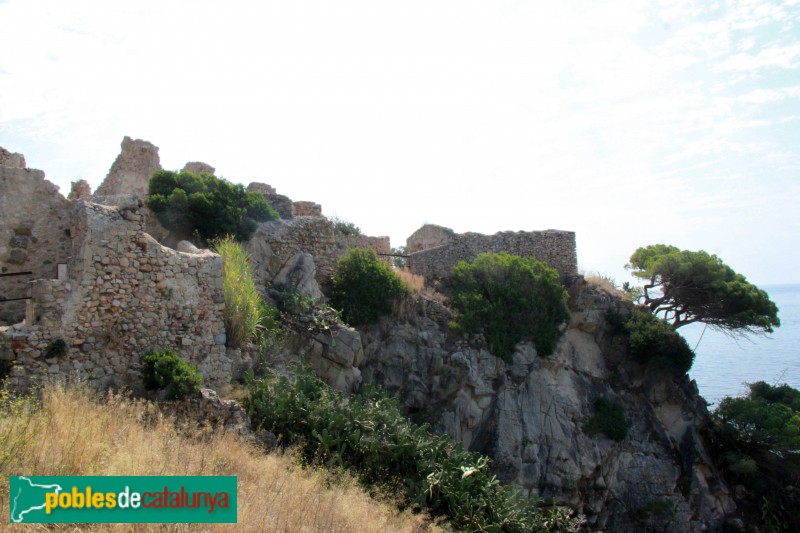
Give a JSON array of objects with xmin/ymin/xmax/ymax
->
[
  {"xmin": 449, "ymin": 253, "xmax": 570, "ymax": 362},
  {"xmin": 44, "ymin": 339, "xmax": 67, "ymax": 359},
  {"xmin": 391, "ymin": 246, "xmax": 407, "ymax": 268},
  {"xmin": 710, "ymin": 382, "xmax": 800, "ymax": 532},
  {"xmin": 627, "ymin": 244, "xmax": 779, "ymax": 334},
  {"xmin": 146, "ymin": 170, "xmax": 279, "ymax": 243},
  {"xmin": 330, "ymin": 217, "xmax": 362, "ymax": 237},
  {"xmin": 625, "ymin": 309, "xmax": 695, "ymax": 375},
  {"xmin": 245, "ymin": 367, "xmax": 580, "ymax": 532},
  {"xmin": 214, "ymin": 236, "xmax": 279, "ymax": 349},
  {"xmin": 330, "ymin": 249, "xmax": 408, "ymax": 326},
  {"xmin": 141, "ymin": 348, "xmax": 202, "ymax": 400},
  {"xmin": 583, "ymin": 399, "xmax": 627, "ymax": 442},
  {"xmin": 715, "ymin": 381, "xmax": 800, "ymax": 451}
]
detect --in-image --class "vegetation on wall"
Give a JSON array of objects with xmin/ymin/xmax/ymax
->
[
  {"xmin": 626, "ymin": 244, "xmax": 779, "ymax": 334},
  {"xmin": 583, "ymin": 399, "xmax": 627, "ymax": 442},
  {"xmin": 449, "ymin": 252, "xmax": 570, "ymax": 362},
  {"xmin": 330, "ymin": 248, "xmax": 408, "ymax": 326},
  {"xmin": 214, "ymin": 236, "xmax": 279, "ymax": 349},
  {"xmin": 329, "ymin": 216, "xmax": 362, "ymax": 237},
  {"xmin": 141, "ymin": 348, "xmax": 202, "ymax": 400},
  {"xmin": 245, "ymin": 367, "xmax": 580, "ymax": 532},
  {"xmin": 146, "ymin": 170, "xmax": 279, "ymax": 243},
  {"xmin": 710, "ymin": 381, "xmax": 800, "ymax": 532}
]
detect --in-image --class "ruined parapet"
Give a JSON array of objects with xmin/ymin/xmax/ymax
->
[
  {"xmin": 0, "ymin": 154, "xmax": 72, "ymax": 323},
  {"xmin": 407, "ymin": 225, "xmax": 577, "ymax": 282},
  {"xmin": 335, "ymin": 233, "xmax": 391, "ymax": 262},
  {"xmin": 0, "ymin": 147, "xmax": 26, "ymax": 169},
  {"xmin": 247, "ymin": 217, "xmax": 338, "ymax": 289},
  {"xmin": 182, "ymin": 162, "xmax": 215, "ymax": 175},
  {"xmin": 1, "ymin": 199, "xmax": 230, "ymax": 391},
  {"xmin": 247, "ymin": 182, "xmax": 293, "ymax": 219},
  {"xmin": 93, "ymin": 136, "xmax": 161, "ymax": 200},
  {"xmin": 292, "ymin": 201, "xmax": 322, "ymax": 217},
  {"xmin": 406, "ymin": 224, "xmax": 456, "ymax": 252},
  {"xmin": 68, "ymin": 179, "xmax": 92, "ymax": 200}
]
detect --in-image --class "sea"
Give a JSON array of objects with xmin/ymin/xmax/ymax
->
[{"xmin": 680, "ymin": 283, "xmax": 800, "ymax": 406}]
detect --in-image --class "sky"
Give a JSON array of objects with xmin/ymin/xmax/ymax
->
[{"xmin": 1, "ymin": 0, "xmax": 799, "ymax": 286}]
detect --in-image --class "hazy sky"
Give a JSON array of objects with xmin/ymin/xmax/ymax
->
[{"xmin": 1, "ymin": 0, "xmax": 798, "ymax": 286}]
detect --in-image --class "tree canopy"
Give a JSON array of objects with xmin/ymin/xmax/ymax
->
[
  {"xmin": 146, "ymin": 170, "xmax": 279, "ymax": 243},
  {"xmin": 626, "ymin": 244, "xmax": 779, "ymax": 335}
]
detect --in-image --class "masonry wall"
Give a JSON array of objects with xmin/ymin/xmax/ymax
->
[
  {"xmin": 0, "ymin": 159, "xmax": 72, "ymax": 323},
  {"xmin": 247, "ymin": 217, "xmax": 393, "ymax": 290},
  {"xmin": 407, "ymin": 228, "xmax": 577, "ymax": 282},
  {"xmin": 0, "ymin": 200, "xmax": 231, "ymax": 391}
]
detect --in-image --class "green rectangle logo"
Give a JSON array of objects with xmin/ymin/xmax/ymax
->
[{"xmin": 9, "ymin": 476, "xmax": 237, "ymax": 523}]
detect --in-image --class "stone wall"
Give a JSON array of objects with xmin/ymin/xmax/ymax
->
[
  {"xmin": 407, "ymin": 225, "xmax": 577, "ymax": 282},
  {"xmin": 0, "ymin": 200, "xmax": 232, "ymax": 391},
  {"xmin": 247, "ymin": 217, "xmax": 394, "ymax": 291},
  {"xmin": 93, "ymin": 136, "xmax": 161, "ymax": 200},
  {"xmin": 292, "ymin": 201, "xmax": 322, "ymax": 217},
  {"xmin": 0, "ymin": 156, "xmax": 72, "ymax": 323},
  {"xmin": 406, "ymin": 224, "xmax": 456, "ymax": 252},
  {"xmin": 335, "ymin": 233, "xmax": 391, "ymax": 260},
  {"xmin": 247, "ymin": 182, "xmax": 294, "ymax": 219}
]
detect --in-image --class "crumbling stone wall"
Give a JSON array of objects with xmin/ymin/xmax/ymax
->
[
  {"xmin": 247, "ymin": 217, "xmax": 394, "ymax": 291},
  {"xmin": 247, "ymin": 217, "xmax": 338, "ymax": 289},
  {"xmin": 407, "ymin": 225, "xmax": 577, "ymax": 282},
  {"xmin": 335, "ymin": 233, "xmax": 391, "ymax": 262},
  {"xmin": 247, "ymin": 182, "xmax": 294, "ymax": 219},
  {"xmin": 68, "ymin": 179, "xmax": 92, "ymax": 201},
  {"xmin": 406, "ymin": 224, "xmax": 456, "ymax": 252},
  {"xmin": 292, "ymin": 201, "xmax": 322, "ymax": 217},
  {"xmin": 0, "ymin": 200, "xmax": 231, "ymax": 391},
  {"xmin": 0, "ymin": 156, "xmax": 72, "ymax": 323},
  {"xmin": 93, "ymin": 136, "xmax": 161, "ymax": 200}
]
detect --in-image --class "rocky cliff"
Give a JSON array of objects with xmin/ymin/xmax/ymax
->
[{"xmin": 358, "ymin": 277, "xmax": 734, "ymax": 531}]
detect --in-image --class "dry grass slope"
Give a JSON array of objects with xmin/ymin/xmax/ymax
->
[{"xmin": 0, "ymin": 385, "xmax": 441, "ymax": 532}]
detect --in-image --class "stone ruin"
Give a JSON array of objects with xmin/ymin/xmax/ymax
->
[
  {"xmin": 0, "ymin": 137, "xmax": 391, "ymax": 393},
  {"xmin": 406, "ymin": 223, "xmax": 577, "ymax": 283},
  {"xmin": 0, "ymin": 136, "xmax": 575, "ymax": 395}
]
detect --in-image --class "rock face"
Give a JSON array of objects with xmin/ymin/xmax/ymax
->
[
  {"xmin": 0, "ymin": 154, "xmax": 72, "ymax": 323},
  {"xmin": 94, "ymin": 136, "xmax": 161, "ymax": 200},
  {"xmin": 359, "ymin": 279, "xmax": 734, "ymax": 531},
  {"xmin": 272, "ymin": 253, "xmax": 323, "ymax": 299}
]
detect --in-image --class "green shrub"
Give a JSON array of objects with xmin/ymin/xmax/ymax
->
[
  {"xmin": 146, "ymin": 170, "xmax": 279, "ymax": 243},
  {"xmin": 330, "ymin": 249, "xmax": 408, "ymax": 326},
  {"xmin": 710, "ymin": 382, "xmax": 800, "ymax": 531},
  {"xmin": 141, "ymin": 348, "xmax": 202, "ymax": 400},
  {"xmin": 625, "ymin": 309, "xmax": 694, "ymax": 375},
  {"xmin": 450, "ymin": 253, "xmax": 570, "ymax": 362},
  {"xmin": 583, "ymin": 399, "xmax": 627, "ymax": 441},
  {"xmin": 44, "ymin": 339, "xmax": 67, "ymax": 359},
  {"xmin": 214, "ymin": 236, "xmax": 279, "ymax": 349},
  {"xmin": 245, "ymin": 367, "xmax": 579, "ymax": 532}
]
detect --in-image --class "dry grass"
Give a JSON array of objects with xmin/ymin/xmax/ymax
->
[
  {"xmin": 583, "ymin": 271, "xmax": 630, "ymax": 299},
  {"xmin": 395, "ymin": 268, "xmax": 426, "ymax": 295},
  {"xmin": 0, "ymin": 385, "xmax": 441, "ymax": 532}
]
